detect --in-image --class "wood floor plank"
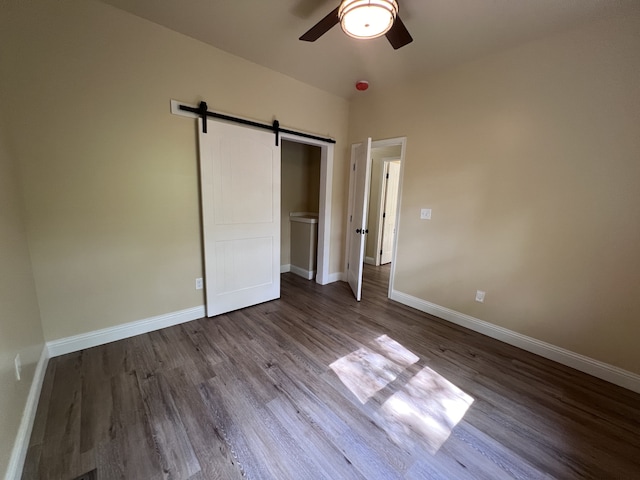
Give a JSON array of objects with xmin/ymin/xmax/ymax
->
[
  {"xmin": 23, "ymin": 265, "xmax": 640, "ymax": 479},
  {"xmin": 443, "ymin": 421, "xmax": 552, "ymax": 480},
  {"xmin": 246, "ymin": 333, "xmax": 409, "ymax": 478},
  {"xmin": 212, "ymin": 356, "xmax": 331, "ymax": 479},
  {"xmin": 180, "ymin": 321, "xmax": 226, "ymax": 365},
  {"xmin": 265, "ymin": 397, "xmax": 369, "ymax": 480},
  {"xmin": 248, "ymin": 342, "xmax": 411, "ymax": 478},
  {"xmin": 37, "ymin": 353, "xmax": 86, "ymax": 480},
  {"xmin": 19, "ymin": 445, "xmax": 42, "ymax": 480},
  {"xmin": 22, "ymin": 360, "xmax": 56, "ymax": 480},
  {"xmin": 200, "ymin": 375, "xmax": 293, "ymax": 479},
  {"xmin": 27, "ymin": 360, "xmax": 56, "ymax": 449},
  {"xmin": 137, "ymin": 370, "xmax": 201, "ymax": 479},
  {"xmin": 105, "ymin": 370, "xmax": 164, "ymax": 480},
  {"xmin": 79, "ymin": 346, "xmax": 114, "ymax": 455},
  {"xmin": 162, "ymin": 364, "xmax": 243, "ymax": 480}
]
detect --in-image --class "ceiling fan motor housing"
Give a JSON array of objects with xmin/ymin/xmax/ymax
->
[
  {"xmin": 299, "ymin": 0, "xmax": 412, "ymax": 50},
  {"xmin": 339, "ymin": 0, "xmax": 399, "ymax": 39}
]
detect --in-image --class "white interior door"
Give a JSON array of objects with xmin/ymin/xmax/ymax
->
[
  {"xmin": 198, "ymin": 118, "xmax": 280, "ymax": 317},
  {"xmin": 347, "ymin": 138, "xmax": 372, "ymax": 301},
  {"xmin": 380, "ymin": 161, "xmax": 401, "ymax": 264}
]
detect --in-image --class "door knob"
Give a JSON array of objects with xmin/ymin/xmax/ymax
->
[{"xmin": 356, "ymin": 228, "xmax": 362, "ymax": 233}]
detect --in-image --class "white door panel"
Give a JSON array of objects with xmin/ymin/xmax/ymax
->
[
  {"xmin": 213, "ymin": 138, "xmax": 275, "ymax": 225},
  {"xmin": 381, "ymin": 161, "xmax": 400, "ymax": 265},
  {"xmin": 347, "ymin": 138, "xmax": 372, "ymax": 301},
  {"xmin": 199, "ymin": 118, "xmax": 280, "ymax": 317},
  {"xmin": 213, "ymin": 237, "xmax": 273, "ymax": 294}
]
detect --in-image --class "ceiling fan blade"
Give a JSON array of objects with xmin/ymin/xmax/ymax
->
[
  {"xmin": 299, "ymin": 6, "xmax": 340, "ymax": 42},
  {"xmin": 386, "ymin": 15, "xmax": 413, "ymax": 49}
]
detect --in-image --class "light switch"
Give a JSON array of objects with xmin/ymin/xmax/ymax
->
[{"xmin": 420, "ymin": 208, "xmax": 432, "ymax": 220}]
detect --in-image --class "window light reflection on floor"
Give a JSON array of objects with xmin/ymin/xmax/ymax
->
[
  {"xmin": 377, "ymin": 365, "xmax": 474, "ymax": 454},
  {"xmin": 330, "ymin": 335, "xmax": 474, "ymax": 454},
  {"xmin": 329, "ymin": 347, "xmax": 406, "ymax": 403}
]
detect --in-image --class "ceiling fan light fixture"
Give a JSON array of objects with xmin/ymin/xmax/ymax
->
[{"xmin": 338, "ymin": 0, "xmax": 398, "ymax": 40}]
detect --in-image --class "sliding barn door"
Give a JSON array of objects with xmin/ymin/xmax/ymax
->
[{"xmin": 198, "ymin": 118, "xmax": 281, "ymax": 317}]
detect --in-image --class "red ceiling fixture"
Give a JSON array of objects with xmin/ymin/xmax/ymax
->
[{"xmin": 355, "ymin": 80, "xmax": 369, "ymax": 91}]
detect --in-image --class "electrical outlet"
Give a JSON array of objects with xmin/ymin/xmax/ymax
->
[
  {"xmin": 195, "ymin": 278, "xmax": 203, "ymax": 290},
  {"xmin": 475, "ymin": 290, "xmax": 486, "ymax": 303},
  {"xmin": 15, "ymin": 354, "xmax": 22, "ymax": 381},
  {"xmin": 420, "ymin": 208, "xmax": 432, "ymax": 220}
]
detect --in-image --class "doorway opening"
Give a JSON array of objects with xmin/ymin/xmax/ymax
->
[
  {"xmin": 281, "ymin": 139, "xmax": 321, "ymax": 281},
  {"xmin": 345, "ymin": 137, "xmax": 406, "ymax": 301},
  {"xmin": 279, "ymin": 133, "xmax": 334, "ymax": 286},
  {"xmin": 365, "ymin": 147, "xmax": 402, "ymax": 267}
]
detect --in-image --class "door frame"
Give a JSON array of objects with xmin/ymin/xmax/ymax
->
[
  {"xmin": 279, "ymin": 132, "xmax": 334, "ymax": 285},
  {"xmin": 344, "ymin": 136, "xmax": 406, "ymax": 299}
]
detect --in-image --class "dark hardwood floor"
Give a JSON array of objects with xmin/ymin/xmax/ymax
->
[{"xmin": 23, "ymin": 265, "xmax": 640, "ymax": 479}]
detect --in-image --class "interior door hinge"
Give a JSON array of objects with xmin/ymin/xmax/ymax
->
[
  {"xmin": 353, "ymin": 163, "xmax": 356, "ymax": 171},
  {"xmin": 386, "ymin": 172, "xmax": 389, "ymax": 179},
  {"xmin": 383, "ymin": 212, "xmax": 386, "ymax": 218}
]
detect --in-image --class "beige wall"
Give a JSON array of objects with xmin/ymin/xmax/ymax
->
[
  {"xmin": 366, "ymin": 145, "xmax": 402, "ymax": 260},
  {"xmin": 281, "ymin": 141, "xmax": 321, "ymax": 267},
  {"xmin": 0, "ymin": 130, "xmax": 45, "ymax": 477},
  {"xmin": 349, "ymin": 13, "xmax": 640, "ymax": 374},
  {"xmin": 0, "ymin": 0, "xmax": 349, "ymax": 342}
]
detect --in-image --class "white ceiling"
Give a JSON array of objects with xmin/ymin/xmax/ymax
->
[{"xmin": 100, "ymin": 0, "xmax": 638, "ymax": 99}]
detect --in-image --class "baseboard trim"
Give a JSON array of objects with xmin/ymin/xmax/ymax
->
[
  {"xmin": 47, "ymin": 306, "xmax": 206, "ymax": 357},
  {"xmin": 317, "ymin": 271, "xmax": 344, "ymax": 285},
  {"xmin": 280, "ymin": 264, "xmax": 291, "ymax": 274},
  {"xmin": 364, "ymin": 256, "xmax": 376, "ymax": 266},
  {"xmin": 289, "ymin": 265, "xmax": 315, "ymax": 280},
  {"xmin": 327, "ymin": 271, "xmax": 346, "ymax": 283},
  {"xmin": 6, "ymin": 346, "xmax": 49, "ymax": 480},
  {"xmin": 390, "ymin": 289, "xmax": 640, "ymax": 394}
]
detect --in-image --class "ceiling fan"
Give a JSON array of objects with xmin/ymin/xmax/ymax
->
[{"xmin": 299, "ymin": 0, "xmax": 413, "ymax": 50}]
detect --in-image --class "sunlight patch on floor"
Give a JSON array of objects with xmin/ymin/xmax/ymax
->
[
  {"xmin": 377, "ymin": 366, "xmax": 474, "ymax": 454},
  {"xmin": 329, "ymin": 347, "xmax": 406, "ymax": 403},
  {"xmin": 374, "ymin": 334, "xmax": 420, "ymax": 366},
  {"xmin": 330, "ymin": 335, "xmax": 474, "ymax": 454}
]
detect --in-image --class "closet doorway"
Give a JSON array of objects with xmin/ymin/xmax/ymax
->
[
  {"xmin": 278, "ymin": 133, "xmax": 334, "ymax": 286},
  {"xmin": 281, "ymin": 139, "xmax": 321, "ymax": 281}
]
